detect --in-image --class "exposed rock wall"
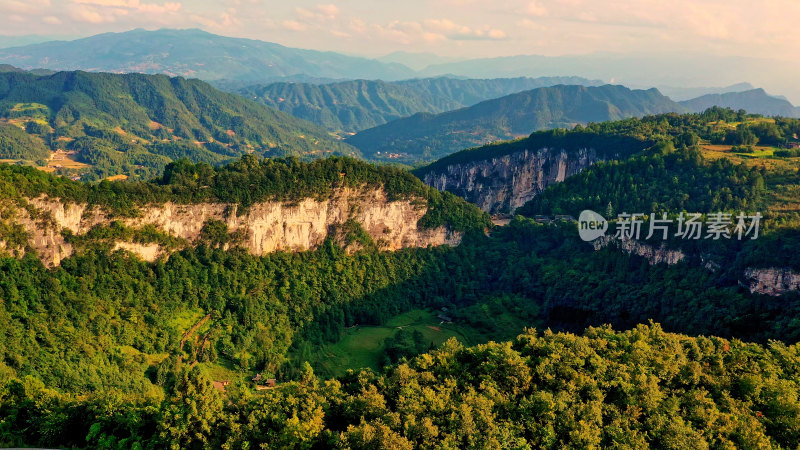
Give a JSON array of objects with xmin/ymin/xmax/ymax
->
[
  {"xmin": 592, "ymin": 237, "xmax": 686, "ymax": 266},
  {"xmin": 744, "ymin": 267, "xmax": 800, "ymax": 296},
  {"xmin": 3, "ymin": 188, "xmax": 461, "ymax": 266},
  {"xmin": 420, "ymin": 147, "xmax": 600, "ymax": 213}
]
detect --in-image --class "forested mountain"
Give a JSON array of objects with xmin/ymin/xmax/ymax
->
[
  {"xmin": 3, "ymin": 155, "xmax": 800, "ymax": 446},
  {"xmin": 237, "ymin": 76, "xmax": 601, "ymax": 134},
  {"xmin": 657, "ymin": 82, "xmax": 755, "ymax": 101},
  {"xmin": 0, "ymin": 28, "xmax": 415, "ymax": 82},
  {"xmin": 416, "ymin": 107, "xmax": 800, "ymax": 213},
  {"xmin": 347, "ymin": 84, "xmax": 685, "ymax": 163},
  {"xmin": 0, "ymin": 70, "xmax": 357, "ymax": 180},
  {"xmin": 679, "ymin": 88, "xmax": 800, "ymax": 117}
]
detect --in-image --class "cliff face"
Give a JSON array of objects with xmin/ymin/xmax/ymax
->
[
  {"xmin": 5, "ymin": 188, "xmax": 461, "ymax": 266},
  {"xmin": 744, "ymin": 267, "xmax": 800, "ymax": 296},
  {"xmin": 594, "ymin": 239, "xmax": 800, "ymax": 296},
  {"xmin": 592, "ymin": 237, "xmax": 686, "ymax": 266},
  {"xmin": 421, "ymin": 147, "xmax": 600, "ymax": 213}
]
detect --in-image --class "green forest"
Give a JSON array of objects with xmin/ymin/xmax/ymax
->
[
  {"xmin": 0, "ymin": 71, "xmax": 358, "ymax": 180},
  {"xmin": 3, "ymin": 108, "xmax": 800, "ymax": 448}
]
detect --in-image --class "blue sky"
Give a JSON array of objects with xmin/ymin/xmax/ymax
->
[{"xmin": 1, "ymin": 0, "xmax": 798, "ymax": 61}]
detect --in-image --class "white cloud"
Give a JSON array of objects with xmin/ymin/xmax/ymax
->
[
  {"xmin": 282, "ymin": 19, "xmax": 308, "ymax": 31},
  {"xmin": 72, "ymin": 0, "xmax": 181, "ymax": 14},
  {"xmin": 527, "ymin": 1, "xmax": 547, "ymax": 16}
]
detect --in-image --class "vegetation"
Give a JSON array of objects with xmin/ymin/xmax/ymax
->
[
  {"xmin": 348, "ymin": 84, "xmax": 684, "ymax": 163},
  {"xmin": 0, "ymin": 70, "xmax": 359, "ymax": 180},
  {"xmin": 3, "ymin": 108, "xmax": 800, "ymax": 447},
  {"xmin": 417, "ymin": 107, "xmax": 800, "ymax": 173},
  {"xmin": 0, "ymin": 156, "xmax": 490, "ymax": 232},
  {"xmin": 517, "ymin": 146, "xmax": 767, "ymax": 217},
  {"xmin": 3, "ymin": 322, "xmax": 800, "ymax": 448},
  {"xmin": 238, "ymin": 76, "xmax": 600, "ymax": 134}
]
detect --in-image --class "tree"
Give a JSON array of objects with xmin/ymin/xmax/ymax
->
[{"xmin": 157, "ymin": 368, "xmax": 224, "ymax": 449}]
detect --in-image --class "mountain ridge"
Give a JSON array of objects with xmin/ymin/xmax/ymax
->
[
  {"xmin": 347, "ymin": 84, "xmax": 684, "ymax": 163},
  {"xmin": 0, "ymin": 28, "xmax": 416, "ymax": 82}
]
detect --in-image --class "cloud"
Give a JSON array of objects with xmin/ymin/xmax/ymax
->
[
  {"xmin": 527, "ymin": 1, "xmax": 547, "ymax": 16},
  {"xmin": 423, "ymin": 19, "xmax": 506, "ymax": 41},
  {"xmin": 282, "ymin": 20, "xmax": 308, "ymax": 32},
  {"xmin": 43, "ymin": 15, "xmax": 62, "ymax": 24},
  {"xmin": 72, "ymin": 0, "xmax": 181, "ymax": 14},
  {"xmin": 295, "ymin": 3, "xmax": 339, "ymax": 23},
  {"xmin": 1, "ymin": 0, "xmax": 51, "ymax": 15},
  {"xmin": 189, "ymin": 8, "xmax": 239, "ymax": 30}
]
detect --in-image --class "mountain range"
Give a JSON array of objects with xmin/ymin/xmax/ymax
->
[
  {"xmin": 0, "ymin": 70, "xmax": 357, "ymax": 179},
  {"xmin": 0, "ymin": 28, "xmax": 415, "ymax": 82},
  {"xmin": 3, "ymin": 29, "xmax": 799, "ymax": 106},
  {"xmin": 237, "ymin": 76, "xmax": 602, "ymax": 134},
  {"xmin": 346, "ymin": 84, "xmax": 685, "ymax": 162},
  {"xmin": 679, "ymin": 88, "xmax": 800, "ymax": 118}
]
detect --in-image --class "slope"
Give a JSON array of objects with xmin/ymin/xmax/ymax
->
[
  {"xmin": 680, "ymin": 88, "xmax": 800, "ymax": 117},
  {"xmin": 237, "ymin": 76, "xmax": 602, "ymax": 134},
  {"xmin": 0, "ymin": 28, "xmax": 414, "ymax": 82},
  {"xmin": 0, "ymin": 70, "xmax": 358, "ymax": 180},
  {"xmin": 347, "ymin": 84, "xmax": 685, "ymax": 163}
]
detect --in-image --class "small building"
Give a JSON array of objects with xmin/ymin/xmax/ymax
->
[
  {"xmin": 786, "ymin": 142, "xmax": 800, "ymax": 149},
  {"xmin": 534, "ymin": 215, "xmax": 551, "ymax": 224},
  {"xmin": 437, "ymin": 314, "xmax": 453, "ymax": 322},
  {"xmin": 554, "ymin": 215, "xmax": 576, "ymax": 222}
]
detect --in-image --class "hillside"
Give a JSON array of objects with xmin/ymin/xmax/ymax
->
[
  {"xmin": 0, "ymin": 155, "xmax": 489, "ymax": 265},
  {"xmin": 0, "ymin": 70, "xmax": 358, "ymax": 180},
  {"xmin": 237, "ymin": 76, "xmax": 602, "ymax": 133},
  {"xmin": 2, "ymin": 142, "xmax": 800, "ymax": 448},
  {"xmin": 415, "ymin": 108, "xmax": 800, "ymax": 213},
  {"xmin": 680, "ymin": 88, "xmax": 800, "ymax": 117},
  {"xmin": 347, "ymin": 84, "xmax": 685, "ymax": 163},
  {"xmin": 0, "ymin": 28, "xmax": 414, "ymax": 82}
]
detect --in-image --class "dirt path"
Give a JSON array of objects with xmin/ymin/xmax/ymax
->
[{"xmin": 179, "ymin": 313, "xmax": 211, "ymax": 361}]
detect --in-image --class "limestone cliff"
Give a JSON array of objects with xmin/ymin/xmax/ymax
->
[
  {"xmin": 744, "ymin": 267, "xmax": 800, "ymax": 296},
  {"xmin": 420, "ymin": 147, "xmax": 600, "ymax": 213},
  {"xmin": 3, "ymin": 188, "xmax": 461, "ymax": 266},
  {"xmin": 592, "ymin": 236, "xmax": 686, "ymax": 266}
]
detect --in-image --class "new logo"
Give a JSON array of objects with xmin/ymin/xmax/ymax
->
[{"xmin": 578, "ymin": 210, "xmax": 608, "ymax": 242}]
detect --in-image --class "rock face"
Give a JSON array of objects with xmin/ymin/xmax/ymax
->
[
  {"xmin": 4, "ymin": 188, "xmax": 461, "ymax": 266},
  {"xmin": 592, "ymin": 237, "xmax": 685, "ymax": 265},
  {"xmin": 744, "ymin": 267, "xmax": 800, "ymax": 296},
  {"xmin": 420, "ymin": 147, "xmax": 600, "ymax": 213}
]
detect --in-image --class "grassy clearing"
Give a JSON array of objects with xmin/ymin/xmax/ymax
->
[
  {"xmin": 311, "ymin": 309, "xmax": 475, "ymax": 377},
  {"xmin": 169, "ymin": 308, "xmax": 206, "ymax": 335},
  {"xmin": 701, "ymin": 144, "xmax": 800, "ymax": 171}
]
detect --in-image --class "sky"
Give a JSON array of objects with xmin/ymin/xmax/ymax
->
[{"xmin": 1, "ymin": 0, "xmax": 799, "ymax": 62}]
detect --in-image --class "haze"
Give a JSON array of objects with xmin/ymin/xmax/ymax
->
[{"xmin": 3, "ymin": 0, "xmax": 800, "ymax": 102}]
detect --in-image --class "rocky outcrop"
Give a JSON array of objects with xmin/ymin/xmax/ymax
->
[
  {"xmin": 420, "ymin": 147, "xmax": 600, "ymax": 213},
  {"xmin": 744, "ymin": 267, "xmax": 800, "ymax": 296},
  {"xmin": 593, "ymin": 236, "xmax": 685, "ymax": 265},
  {"xmin": 3, "ymin": 188, "xmax": 461, "ymax": 266}
]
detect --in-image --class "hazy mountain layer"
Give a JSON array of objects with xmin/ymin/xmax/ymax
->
[
  {"xmin": 347, "ymin": 84, "xmax": 684, "ymax": 162},
  {"xmin": 238, "ymin": 76, "xmax": 601, "ymax": 133}
]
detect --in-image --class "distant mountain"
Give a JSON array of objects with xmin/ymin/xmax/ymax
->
[
  {"xmin": 238, "ymin": 76, "xmax": 602, "ymax": 134},
  {"xmin": 346, "ymin": 84, "xmax": 685, "ymax": 163},
  {"xmin": 0, "ymin": 64, "xmax": 55, "ymax": 76},
  {"xmin": 0, "ymin": 28, "xmax": 415, "ymax": 82},
  {"xmin": 376, "ymin": 51, "xmax": 461, "ymax": 71},
  {"xmin": 418, "ymin": 52, "xmax": 800, "ymax": 106},
  {"xmin": 0, "ymin": 34, "xmax": 80, "ymax": 49},
  {"xmin": 656, "ymin": 83, "xmax": 755, "ymax": 101},
  {"xmin": 0, "ymin": 70, "xmax": 357, "ymax": 180},
  {"xmin": 679, "ymin": 88, "xmax": 800, "ymax": 118}
]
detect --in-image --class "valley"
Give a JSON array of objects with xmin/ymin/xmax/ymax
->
[{"xmin": 2, "ymin": 20, "xmax": 800, "ymax": 450}]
